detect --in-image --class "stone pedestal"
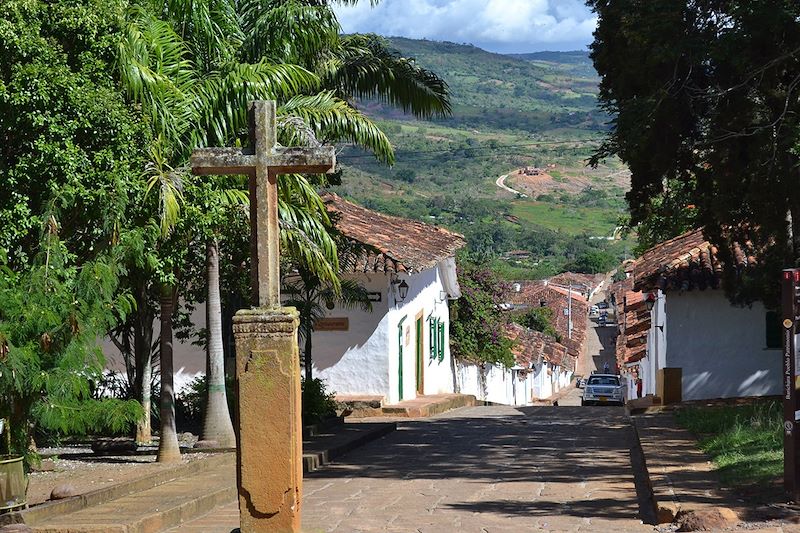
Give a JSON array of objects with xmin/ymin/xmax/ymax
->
[{"xmin": 233, "ymin": 308, "xmax": 302, "ymax": 533}]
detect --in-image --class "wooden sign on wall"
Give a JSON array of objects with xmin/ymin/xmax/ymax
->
[{"xmin": 315, "ymin": 317, "xmax": 349, "ymax": 331}]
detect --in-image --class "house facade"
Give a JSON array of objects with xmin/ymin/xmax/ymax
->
[
  {"xmin": 310, "ymin": 194, "xmax": 466, "ymax": 404},
  {"xmin": 455, "ymin": 323, "xmax": 575, "ymax": 405},
  {"xmin": 618, "ymin": 229, "xmax": 781, "ymax": 403}
]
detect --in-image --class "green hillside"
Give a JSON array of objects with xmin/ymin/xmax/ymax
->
[{"xmin": 331, "ymin": 38, "xmax": 633, "ymax": 278}]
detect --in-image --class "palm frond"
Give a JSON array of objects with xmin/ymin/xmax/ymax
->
[
  {"xmin": 162, "ymin": 0, "xmax": 243, "ymax": 69},
  {"xmin": 330, "ymin": 34, "xmax": 452, "ymax": 119},
  {"xmin": 188, "ymin": 60, "xmax": 319, "ymax": 150},
  {"xmin": 280, "ymin": 91, "xmax": 394, "ymax": 164},
  {"xmin": 279, "ymin": 204, "xmax": 339, "ymax": 291},
  {"xmin": 119, "ymin": 7, "xmax": 198, "ymax": 145},
  {"xmin": 239, "ymin": 0, "xmax": 340, "ymax": 65},
  {"xmin": 143, "ymin": 143, "xmax": 185, "ymax": 238}
]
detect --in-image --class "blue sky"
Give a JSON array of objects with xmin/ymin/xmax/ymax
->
[{"xmin": 333, "ymin": 0, "xmax": 597, "ymax": 54}]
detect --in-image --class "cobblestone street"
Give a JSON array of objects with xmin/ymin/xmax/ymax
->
[{"xmin": 172, "ymin": 404, "xmax": 650, "ymax": 532}]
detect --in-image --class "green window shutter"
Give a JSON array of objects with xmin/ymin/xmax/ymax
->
[
  {"xmin": 429, "ymin": 317, "xmax": 437, "ymax": 359},
  {"xmin": 438, "ymin": 321, "xmax": 445, "ymax": 362},
  {"xmin": 766, "ymin": 311, "xmax": 781, "ymax": 349}
]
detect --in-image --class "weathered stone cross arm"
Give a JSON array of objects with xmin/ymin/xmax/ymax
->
[{"xmin": 191, "ymin": 146, "xmax": 336, "ymax": 176}]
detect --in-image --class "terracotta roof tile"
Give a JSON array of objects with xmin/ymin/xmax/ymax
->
[
  {"xmin": 323, "ymin": 193, "xmax": 466, "ymax": 273},
  {"xmin": 504, "ymin": 323, "xmax": 575, "ymax": 373},
  {"xmin": 505, "ymin": 281, "xmax": 589, "ymax": 358},
  {"xmin": 632, "ymin": 228, "xmax": 752, "ymax": 292},
  {"xmin": 614, "ymin": 289, "xmax": 651, "ymax": 371}
]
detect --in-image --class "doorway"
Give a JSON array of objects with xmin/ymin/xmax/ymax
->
[{"xmin": 416, "ymin": 311, "xmax": 424, "ymax": 395}]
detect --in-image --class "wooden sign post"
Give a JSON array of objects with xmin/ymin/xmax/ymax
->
[{"xmin": 781, "ymin": 268, "xmax": 800, "ymax": 502}]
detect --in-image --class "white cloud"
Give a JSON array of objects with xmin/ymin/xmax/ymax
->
[{"xmin": 333, "ymin": 0, "xmax": 597, "ymax": 53}]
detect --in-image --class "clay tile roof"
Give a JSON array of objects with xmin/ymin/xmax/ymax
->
[
  {"xmin": 632, "ymin": 228, "xmax": 751, "ymax": 292},
  {"xmin": 504, "ymin": 323, "xmax": 575, "ymax": 373},
  {"xmin": 615, "ymin": 290, "xmax": 651, "ymax": 370},
  {"xmin": 505, "ymin": 281, "xmax": 589, "ymax": 358},
  {"xmin": 323, "ymin": 193, "xmax": 466, "ymax": 273}
]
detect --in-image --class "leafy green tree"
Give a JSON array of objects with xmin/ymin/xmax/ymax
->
[
  {"xmin": 450, "ymin": 260, "xmax": 514, "ymax": 367},
  {"xmin": 0, "ymin": 0, "xmax": 151, "ymax": 453},
  {"xmin": 589, "ymin": 0, "xmax": 800, "ymax": 306},
  {"xmin": 0, "ymin": 231, "xmax": 142, "ymax": 461},
  {"xmin": 567, "ymin": 249, "xmax": 617, "ymax": 275},
  {"xmin": 0, "ymin": 0, "xmax": 147, "ymax": 269},
  {"xmin": 513, "ymin": 307, "xmax": 561, "ymax": 342}
]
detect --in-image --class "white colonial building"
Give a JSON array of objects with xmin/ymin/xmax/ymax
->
[
  {"xmin": 617, "ymin": 229, "xmax": 781, "ymax": 403},
  {"xmin": 309, "ymin": 194, "xmax": 466, "ymax": 404}
]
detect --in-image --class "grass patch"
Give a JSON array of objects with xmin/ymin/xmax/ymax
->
[
  {"xmin": 510, "ymin": 200, "xmax": 621, "ymax": 235},
  {"xmin": 674, "ymin": 400, "xmax": 782, "ymax": 487}
]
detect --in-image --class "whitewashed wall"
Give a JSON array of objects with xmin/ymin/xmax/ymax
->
[
  {"xmin": 313, "ymin": 266, "xmax": 455, "ymax": 404},
  {"xmin": 102, "ymin": 303, "xmax": 207, "ymax": 378},
  {"xmin": 665, "ymin": 290, "xmax": 781, "ymax": 401},
  {"xmin": 312, "ymin": 274, "xmax": 391, "ymax": 398},
  {"xmin": 456, "ymin": 360, "xmax": 572, "ymax": 405}
]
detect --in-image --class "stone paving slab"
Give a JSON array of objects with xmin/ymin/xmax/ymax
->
[{"xmin": 170, "ymin": 405, "xmax": 653, "ymax": 532}]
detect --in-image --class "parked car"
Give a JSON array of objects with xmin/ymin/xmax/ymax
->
[
  {"xmin": 581, "ymin": 374, "xmax": 625, "ymax": 406},
  {"xmin": 589, "ymin": 305, "xmax": 600, "ymax": 317},
  {"xmin": 576, "ymin": 377, "xmax": 586, "ymax": 389},
  {"xmin": 597, "ymin": 301, "xmax": 609, "ymax": 309}
]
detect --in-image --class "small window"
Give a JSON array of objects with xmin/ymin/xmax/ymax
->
[{"xmin": 766, "ymin": 311, "xmax": 781, "ymax": 349}]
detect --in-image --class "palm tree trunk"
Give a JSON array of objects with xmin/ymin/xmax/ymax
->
[
  {"xmin": 201, "ymin": 239, "xmax": 236, "ymax": 447},
  {"xmin": 157, "ymin": 283, "xmax": 181, "ymax": 462},
  {"xmin": 134, "ymin": 281, "xmax": 153, "ymax": 444}
]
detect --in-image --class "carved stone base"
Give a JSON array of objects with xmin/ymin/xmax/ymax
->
[{"xmin": 233, "ymin": 308, "xmax": 302, "ymax": 533}]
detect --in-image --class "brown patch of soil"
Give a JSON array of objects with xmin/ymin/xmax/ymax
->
[
  {"xmin": 507, "ymin": 167, "xmax": 630, "ymax": 198},
  {"xmin": 26, "ymin": 450, "xmax": 211, "ymax": 506}
]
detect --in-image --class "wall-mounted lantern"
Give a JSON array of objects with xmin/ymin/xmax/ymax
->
[
  {"xmin": 645, "ymin": 292, "xmax": 658, "ymax": 312},
  {"xmin": 398, "ymin": 280, "xmax": 409, "ymax": 301}
]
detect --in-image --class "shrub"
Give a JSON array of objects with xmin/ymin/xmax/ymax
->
[{"xmin": 302, "ymin": 378, "xmax": 337, "ymax": 425}]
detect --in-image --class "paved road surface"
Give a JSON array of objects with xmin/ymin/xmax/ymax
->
[
  {"xmin": 495, "ymin": 173, "xmax": 524, "ymax": 196},
  {"xmin": 172, "ymin": 405, "xmax": 648, "ymax": 532}
]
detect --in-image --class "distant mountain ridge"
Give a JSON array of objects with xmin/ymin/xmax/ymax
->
[
  {"xmin": 383, "ymin": 37, "xmax": 600, "ymax": 117},
  {"xmin": 508, "ymin": 50, "xmax": 592, "ymax": 64}
]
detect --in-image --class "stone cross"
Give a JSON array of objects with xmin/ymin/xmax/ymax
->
[
  {"xmin": 190, "ymin": 100, "xmax": 336, "ymax": 308},
  {"xmin": 190, "ymin": 101, "xmax": 335, "ymax": 533}
]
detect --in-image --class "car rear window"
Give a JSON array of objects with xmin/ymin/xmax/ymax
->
[{"xmin": 587, "ymin": 376, "xmax": 619, "ymax": 386}]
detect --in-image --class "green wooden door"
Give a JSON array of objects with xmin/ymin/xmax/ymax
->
[
  {"xmin": 398, "ymin": 317, "xmax": 406, "ymax": 401},
  {"xmin": 416, "ymin": 316, "xmax": 424, "ymax": 394}
]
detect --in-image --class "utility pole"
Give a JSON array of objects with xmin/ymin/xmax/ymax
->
[{"xmin": 567, "ymin": 282, "xmax": 573, "ymax": 340}]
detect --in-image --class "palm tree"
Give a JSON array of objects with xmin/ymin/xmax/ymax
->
[
  {"xmin": 117, "ymin": 0, "xmax": 451, "ymax": 460},
  {"xmin": 202, "ymin": 237, "xmax": 235, "ymax": 447}
]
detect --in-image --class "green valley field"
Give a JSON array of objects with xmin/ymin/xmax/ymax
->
[{"xmin": 331, "ymin": 37, "xmax": 634, "ymax": 278}]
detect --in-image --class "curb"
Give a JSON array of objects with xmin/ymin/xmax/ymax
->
[
  {"xmin": 628, "ymin": 415, "xmax": 660, "ymax": 525},
  {"xmin": 303, "ymin": 422, "xmax": 396, "ymax": 473}
]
